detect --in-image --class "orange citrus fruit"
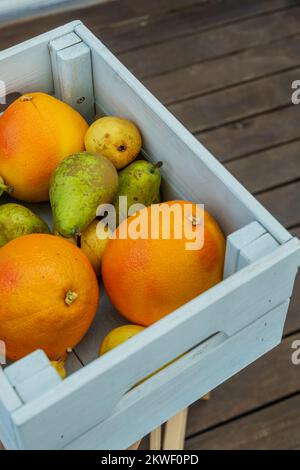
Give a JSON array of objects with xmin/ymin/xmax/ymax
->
[
  {"xmin": 0, "ymin": 234, "xmax": 99, "ymax": 361},
  {"xmin": 0, "ymin": 93, "xmax": 88, "ymax": 202},
  {"xmin": 102, "ymin": 200, "xmax": 225, "ymax": 326}
]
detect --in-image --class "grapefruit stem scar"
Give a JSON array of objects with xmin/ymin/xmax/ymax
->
[
  {"xmin": 188, "ymin": 214, "xmax": 201, "ymax": 226},
  {"xmin": 65, "ymin": 290, "xmax": 78, "ymax": 306},
  {"xmin": 19, "ymin": 95, "xmax": 33, "ymax": 102}
]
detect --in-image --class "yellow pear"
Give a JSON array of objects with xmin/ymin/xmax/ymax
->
[
  {"xmin": 99, "ymin": 325, "xmax": 145, "ymax": 356},
  {"xmin": 51, "ymin": 359, "xmax": 67, "ymax": 380},
  {"xmin": 84, "ymin": 116, "xmax": 142, "ymax": 169},
  {"xmin": 81, "ymin": 220, "xmax": 111, "ymax": 274}
]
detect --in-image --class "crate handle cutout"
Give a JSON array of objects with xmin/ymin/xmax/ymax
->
[{"xmin": 65, "ymin": 300, "xmax": 289, "ymax": 450}]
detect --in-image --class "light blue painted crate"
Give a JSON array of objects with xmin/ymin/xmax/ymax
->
[{"xmin": 0, "ymin": 22, "xmax": 299, "ymax": 450}]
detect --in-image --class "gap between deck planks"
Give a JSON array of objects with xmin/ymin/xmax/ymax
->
[
  {"xmin": 198, "ymin": 106, "xmax": 300, "ymax": 161},
  {"xmin": 186, "ymin": 333, "xmax": 300, "ymax": 438},
  {"xmin": 96, "ymin": 0, "xmax": 299, "ymax": 54},
  {"xmin": 0, "ymin": 0, "xmax": 208, "ymax": 50},
  {"xmin": 186, "ymin": 393, "xmax": 300, "ymax": 450},
  {"xmin": 144, "ymin": 35, "xmax": 300, "ymax": 106},
  {"xmin": 169, "ymin": 68, "xmax": 300, "ymax": 134},
  {"xmin": 119, "ymin": 6, "xmax": 300, "ymax": 79},
  {"xmin": 0, "ymin": 0, "xmax": 295, "ymax": 51},
  {"xmin": 225, "ymin": 141, "xmax": 300, "ymax": 195}
]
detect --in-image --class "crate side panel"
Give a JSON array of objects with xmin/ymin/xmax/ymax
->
[
  {"xmin": 65, "ymin": 301, "xmax": 289, "ymax": 450},
  {"xmin": 11, "ymin": 240, "xmax": 300, "ymax": 450},
  {"xmin": 75, "ymin": 24, "xmax": 291, "ymax": 244}
]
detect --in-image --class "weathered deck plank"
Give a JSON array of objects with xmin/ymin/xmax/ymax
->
[
  {"xmin": 257, "ymin": 181, "xmax": 300, "ymax": 230},
  {"xmin": 98, "ymin": 0, "xmax": 297, "ymax": 54},
  {"xmin": 119, "ymin": 7, "xmax": 300, "ymax": 78},
  {"xmin": 186, "ymin": 334, "xmax": 300, "ymax": 437},
  {"xmin": 186, "ymin": 394, "xmax": 300, "ymax": 449},
  {"xmin": 225, "ymin": 141, "xmax": 300, "ymax": 195},
  {"xmin": 170, "ymin": 68, "xmax": 299, "ymax": 133},
  {"xmin": 0, "ymin": 0, "xmax": 299, "ymax": 450},
  {"xmin": 144, "ymin": 35, "xmax": 300, "ymax": 105},
  {"xmin": 199, "ymin": 106, "xmax": 300, "ymax": 162}
]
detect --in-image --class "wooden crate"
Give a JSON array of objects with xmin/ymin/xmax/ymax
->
[{"xmin": 0, "ymin": 21, "xmax": 299, "ymax": 450}]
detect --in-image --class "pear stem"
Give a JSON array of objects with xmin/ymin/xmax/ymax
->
[
  {"xmin": 0, "ymin": 182, "xmax": 13, "ymax": 194},
  {"xmin": 65, "ymin": 290, "xmax": 78, "ymax": 306},
  {"xmin": 155, "ymin": 161, "xmax": 163, "ymax": 169}
]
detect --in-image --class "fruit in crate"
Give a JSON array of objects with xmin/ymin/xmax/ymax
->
[
  {"xmin": 0, "ymin": 176, "xmax": 12, "ymax": 198},
  {"xmin": 0, "ymin": 92, "xmax": 88, "ymax": 202},
  {"xmin": 81, "ymin": 220, "xmax": 112, "ymax": 275},
  {"xmin": 102, "ymin": 200, "xmax": 225, "ymax": 326},
  {"xmin": 99, "ymin": 325, "xmax": 145, "ymax": 356},
  {"xmin": 114, "ymin": 160, "xmax": 162, "ymax": 225},
  {"xmin": 99, "ymin": 325, "xmax": 181, "ymax": 384},
  {"xmin": 84, "ymin": 116, "xmax": 142, "ymax": 169},
  {"xmin": 0, "ymin": 203, "xmax": 50, "ymax": 247},
  {"xmin": 0, "ymin": 234, "xmax": 99, "ymax": 361},
  {"xmin": 51, "ymin": 359, "xmax": 67, "ymax": 380},
  {"xmin": 50, "ymin": 151, "xmax": 118, "ymax": 237}
]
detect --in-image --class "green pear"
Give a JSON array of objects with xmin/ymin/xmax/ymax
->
[
  {"xmin": 0, "ymin": 203, "xmax": 50, "ymax": 247},
  {"xmin": 50, "ymin": 151, "xmax": 118, "ymax": 237},
  {"xmin": 114, "ymin": 160, "xmax": 162, "ymax": 225}
]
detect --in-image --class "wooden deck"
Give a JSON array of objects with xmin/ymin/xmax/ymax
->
[{"xmin": 0, "ymin": 0, "xmax": 300, "ymax": 450}]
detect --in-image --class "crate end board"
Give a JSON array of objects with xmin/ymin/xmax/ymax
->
[
  {"xmin": 64, "ymin": 300, "xmax": 289, "ymax": 450},
  {"xmin": 12, "ymin": 300, "xmax": 288, "ymax": 450},
  {"xmin": 0, "ymin": 21, "xmax": 83, "ymax": 100}
]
